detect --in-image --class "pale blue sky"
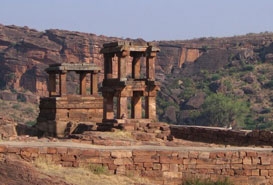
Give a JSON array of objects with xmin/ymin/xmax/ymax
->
[{"xmin": 0, "ymin": 0, "xmax": 272, "ymax": 41}]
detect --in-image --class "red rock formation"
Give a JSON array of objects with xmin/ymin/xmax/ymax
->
[
  {"xmin": 0, "ymin": 24, "xmax": 124, "ymax": 97},
  {"xmin": 2, "ymin": 25, "xmax": 273, "ymax": 126},
  {"xmin": 1, "ymin": 24, "xmax": 273, "ymax": 99}
]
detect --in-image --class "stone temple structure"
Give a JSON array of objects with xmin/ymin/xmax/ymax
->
[
  {"xmin": 36, "ymin": 63, "xmax": 103, "ymax": 137},
  {"xmin": 100, "ymin": 41, "xmax": 160, "ymax": 123},
  {"xmin": 36, "ymin": 42, "xmax": 160, "ymax": 137}
]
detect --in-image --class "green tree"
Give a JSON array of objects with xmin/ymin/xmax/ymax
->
[{"xmin": 200, "ymin": 93, "xmax": 249, "ymax": 128}]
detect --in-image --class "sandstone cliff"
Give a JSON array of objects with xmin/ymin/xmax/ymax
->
[
  {"xmin": 1, "ymin": 24, "xmax": 273, "ymax": 128},
  {"xmin": 0, "ymin": 24, "xmax": 122, "ymax": 97}
]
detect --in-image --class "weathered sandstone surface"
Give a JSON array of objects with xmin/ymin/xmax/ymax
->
[{"xmin": 1, "ymin": 24, "xmax": 273, "ymax": 125}]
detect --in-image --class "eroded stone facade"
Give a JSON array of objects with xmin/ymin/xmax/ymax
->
[
  {"xmin": 36, "ymin": 63, "xmax": 103, "ymax": 137},
  {"xmin": 100, "ymin": 41, "xmax": 160, "ymax": 122}
]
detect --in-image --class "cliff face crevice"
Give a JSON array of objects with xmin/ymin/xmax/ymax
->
[{"xmin": 0, "ymin": 25, "xmax": 122, "ymax": 96}]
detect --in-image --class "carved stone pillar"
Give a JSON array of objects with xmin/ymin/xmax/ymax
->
[
  {"xmin": 117, "ymin": 96, "xmax": 128, "ymax": 119},
  {"xmin": 59, "ymin": 72, "xmax": 67, "ymax": 96},
  {"xmin": 104, "ymin": 54, "xmax": 112, "ymax": 79},
  {"xmin": 132, "ymin": 53, "xmax": 142, "ymax": 79},
  {"xmin": 91, "ymin": 71, "xmax": 98, "ymax": 95},
  {"xmin": 146, "ymin": 51, "xmax": 156, "ymax": 81},
  {"xmin": 48, "ymin": 73, "xmax": 56, "ymax": 97},
  {"xmin": 79, "ymin": 72, "xmax": 87, "ymax": 96},
  {"xmin": 103, "ymin": 93, "xmax": 114, "ymax": 120},
  {"xmin": 145, "ymin": 96, "xmax": 156, "ymax": 120},
  {"xmin": 131, "ymin": 92, "xmax": 142, "ymax": 119},
  {"xmin": 118, "ymin": 50, "xmax": 129, "ymax": 81}
]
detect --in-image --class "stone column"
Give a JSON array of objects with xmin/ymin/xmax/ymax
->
[
  {"xmin": 48, "ymin": 73, "xmax": 56, "ymax": 97},
  {"xmin": 103, "ymin": 93, "xmax": 114, "ymax": 120},
  {"xmin": 145, "ymin": 96, "xmax": 156, "ymax": 120},
  {"xmin": 91, "ymin": 71, "xmax": 98, "ymax": 95},
  {"xmin": 132, "ymin": 53, "xmax": 142, "ymax": 79},
  {"xmin": 79, "ymin": 72, "xmax": 87, "ymax": 96},
  {"xmin": 118, "ymin": 50, "xmax": 129, "ymax": 81},
  {"xmin": 104, "ymin": 54, "xmax": 112, "ymax": 79},
  {"xmin": 117, "ymin": 96, "xmax": 128, "ymax": 119},
  {"xmin": 131, "ymin": 92, "xmax": 142, "ymax": 119},
  {"xmin": 146, "ymin": 51, "xmax": 156, "ymax": 81},
  {"xmin": 59, "ymin": 72, "xmax": 67, "ymax": 96}
]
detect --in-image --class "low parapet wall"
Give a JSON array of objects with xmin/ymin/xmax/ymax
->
[
  {"xmin": 170, "ymin": 125, "xmax": 273, "ymax": 146},
  {"xmin": 0, "ymin": 142, "xmax": 273, "ymax": 185}
]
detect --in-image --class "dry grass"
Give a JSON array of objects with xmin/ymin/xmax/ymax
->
[
  {"xmin": 0, "ymin": 99, "xmax": 39, "ymax": 125},
  {"xmin": 33, "ymin": 158, "xmax": 152, "ymax": 185},
  {"xmin": 102, "ymin": 130, "xmax": 134, "ymax": 140}
]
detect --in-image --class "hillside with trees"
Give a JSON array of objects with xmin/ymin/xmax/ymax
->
[{"xmin": 1, "ymin": 24, "xmax": 273, "ymax": 130}]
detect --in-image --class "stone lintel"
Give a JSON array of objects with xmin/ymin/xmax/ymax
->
[
  {"xmin": 103, "ymin": 79, "xmax": 150, "ymax": 86},
  {"xmin": 102, "ymin": 80, "xmax": 159, "ymax": 95},
  {"xmin": 100, "ymin": 42, "xmax": 160, "ymax": 54},
  {"xmin": 46, "ymin": 63, "xmax": 101, "ymax": 73},
  {"xmin": 146, "ymin": 46, "xmax": 160, "ymax": 55}
]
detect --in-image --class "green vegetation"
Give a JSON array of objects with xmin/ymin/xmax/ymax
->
[
  {"xmin": 211, "ymin": 74, "xmax": 221, "ymax": 81},
  {"xmin": 242, "ymin": 64, "xmax": 254, "ymax": 71},
  {"xmin": 179, "ymin": 78, "xmax": 197, "ymax": 99},
  {"xmin": 156, "ymin": 55, "xmax": 273, "ymax": 130},
  {"xmin": 25, "ymin": 120, "xmax": 36, "ymax": 126},
  {"xmin": 87, "ymin": 164, "xmax": 109, "ymax": 175},
  {"xmin": 200, "ymin": 93, "xmax": 250, "ymax": 128},
  {"xmin": 182, "ymin": 178, "xmax": 233, "ymax": 185},
  {"xmin": 263, "ymin": 80, "xmax": 273, "ymax": 89},
  {"xmin": 5, "ymin": 73, "xmax": 16, "ymax": 81}
]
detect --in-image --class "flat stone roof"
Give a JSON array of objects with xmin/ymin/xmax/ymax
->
[
  {"xmin": 100, "ymin": 41, "xmax": 160, "ymax": 54},
  {"xmin": 46, "ymin": 63, "xmax": 101, "ymax": 72}
]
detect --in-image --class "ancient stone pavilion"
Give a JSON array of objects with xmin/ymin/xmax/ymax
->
[
  {"xmin": 36, "ymin": 63, "xmax": 103, "ymax": 137},
  {"xmin": 100, "ymin": 41, "xmax": 160, "ymax": 123}
]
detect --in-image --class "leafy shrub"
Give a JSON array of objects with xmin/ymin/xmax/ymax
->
[
  {"xmin": 88, "ymin": 164, "xmax": 108, "ymax": 175},
  {"xmin": 200, "ymin": 93, "xmax": 249, "ymax": 128},
  {"xmin": 223, "ymin": 80, "xmax": 232, "ymax": 91},
  {"xmin": 242, "ymin": 65, "xmax": 254, "ymax": 71},
  {"xmin": 25, "ymin": 120, "xmax": 36, "ymax": 126},
  {"xmin": 211, "ymin": 74, "xmax": 221, "ymax": 81},
  {"xmin": 263, "ymin": 80, "xmax": 273, "ymax": 89}
]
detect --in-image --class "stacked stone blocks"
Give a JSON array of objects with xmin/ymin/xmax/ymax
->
[
  {"xmin": 1, "ymin": 144, "xmax": 273, "ymax": 185},
  {"xmin": 36, "ymin": 63, "xmax": 103, "ymax": 137}
]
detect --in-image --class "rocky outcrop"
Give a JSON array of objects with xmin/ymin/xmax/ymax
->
[
  {"xmin": 0, "ymin": 24, "xmax": 123, "ymax": 97},
  {"xmin": 2, "ymin": 24, "xmax": 273, "ymax": 126},
  {"xmin": 0, "ymin": 116, "xmax": 17, "ymax": 139},
  {"xmin": 0, "ymin": 156, "xmax": 72, "ymax": 185}
]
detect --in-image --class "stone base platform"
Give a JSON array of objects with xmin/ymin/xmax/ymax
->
[{"xmin": 36, "ymin": 95, "xmax": 103, "ymax": 137}]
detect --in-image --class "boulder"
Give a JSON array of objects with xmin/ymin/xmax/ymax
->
[
  {"xmin": 163, "ymin": 106, "xmax": 177, "ymax": 123},
  {"xmin": 180, "ymin": 92, "xmax": 205, "ymax": 110},
  {"xmin": 0, "ymin": 116, "xmax": 17, "ymax": 139}
]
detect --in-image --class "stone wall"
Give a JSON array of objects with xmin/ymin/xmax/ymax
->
[
  {"xmin": 0, "ymin": 143, "xmax": 272, "ymax": 185},
  {"xmin": 36, "ymin": 96, "xmax": 103, "ymax": 137},
  {"xmin": 170, "ymin": 125, "xmax": 273, "ymax": 146},
  {"xmin": 70, "ymin": 122, "xmax": 273, "ymax": 147}
]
